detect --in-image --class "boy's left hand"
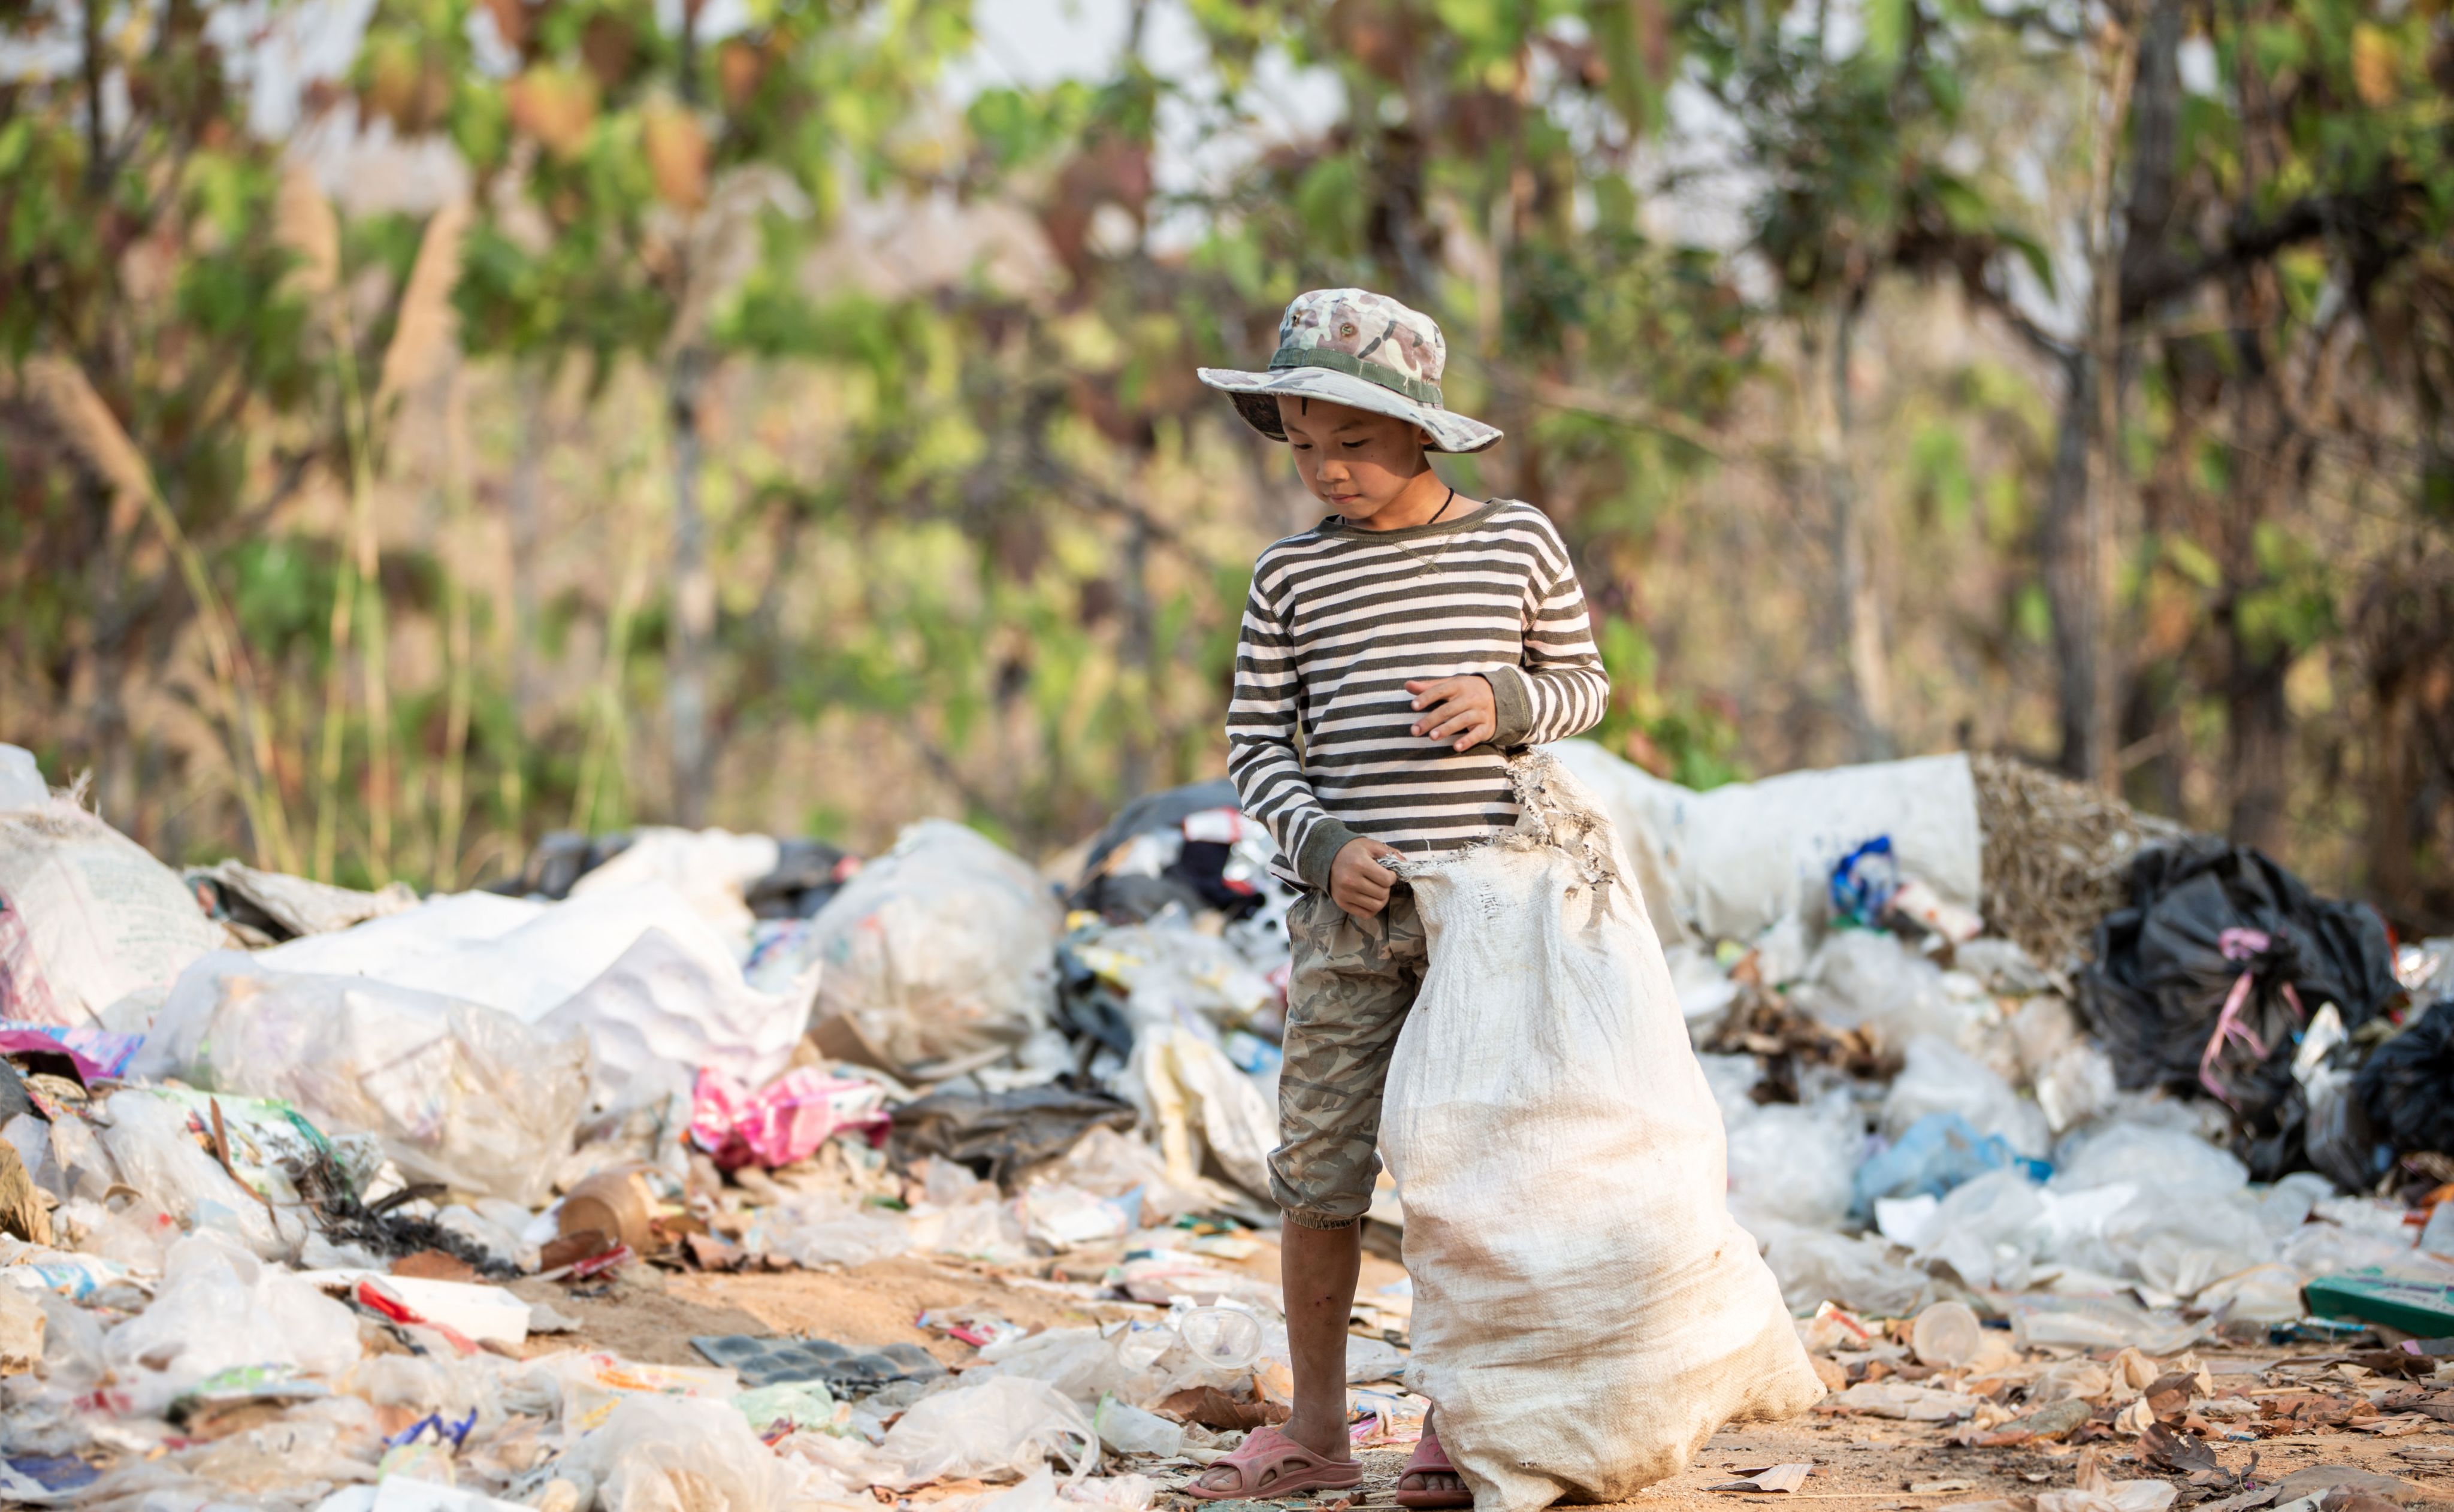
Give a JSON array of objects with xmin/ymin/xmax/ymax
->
[{"xmin": 1406, "ymin": 675, "xmax": 1497, "ymax": 752}]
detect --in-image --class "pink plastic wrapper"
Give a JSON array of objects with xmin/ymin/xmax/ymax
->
[
  {"xmin": 0, "ymin": 1021, "xmax": 143, "ymax": 1081},
  {"xmin": 689, "ymin": 1068, "xmax": 890, "ymax": 1170}
]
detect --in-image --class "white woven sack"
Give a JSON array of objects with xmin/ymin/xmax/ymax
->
[{"xmin": 1383, "ymin": 753, "xmax": 1825, "ymax": 1512}]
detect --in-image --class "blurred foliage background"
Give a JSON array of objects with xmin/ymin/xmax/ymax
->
[{"xmin": 2, "ymin": 0, "xmax": 2452, "ymax": 932}]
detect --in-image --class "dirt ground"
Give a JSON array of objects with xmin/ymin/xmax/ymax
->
[{"xmin": 506, "ymin": 1252, "xmax": 2454, "ymax": 1512}]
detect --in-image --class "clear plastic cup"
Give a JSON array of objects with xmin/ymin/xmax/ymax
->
[
  {"xmin": 1911, "ymin": 1300, "xmax": 1983, "ymax": 1369},
  {"xmin": 1175, "ymin": 1305, "xmax": 1264, "ymax": 1370}
]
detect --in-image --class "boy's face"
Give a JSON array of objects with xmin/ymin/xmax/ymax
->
[{"xmin": 1276, "ymin": 397, "xmax": 1435, "ymax": 523}]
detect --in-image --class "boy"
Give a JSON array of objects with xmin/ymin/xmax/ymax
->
[{"xmin": 1189, "ymin": 290, "xmax": 1611, "ymax": 1507}]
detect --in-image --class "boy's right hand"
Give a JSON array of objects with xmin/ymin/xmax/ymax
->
[{"xmin": 1330, "ymin": 836, "xmax": 1403, "ymax": 920}]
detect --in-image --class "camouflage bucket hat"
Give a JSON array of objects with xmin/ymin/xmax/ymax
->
[{"xmin": 1197, "ymin": 289, "xmax": 1502, "ymax": 454}]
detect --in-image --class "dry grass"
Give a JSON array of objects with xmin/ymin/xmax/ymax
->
[
  {"xmin": 9, "ymin": 356, "xmax": 298, "ymax": 871},
  {"xmin": 1974, "ymin": 752, "xmax": 2191, "ymax": 970}
]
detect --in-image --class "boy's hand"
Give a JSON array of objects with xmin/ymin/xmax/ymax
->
[
  {"xmin": 1406, "ymin": 675, "xmax": 1497, "ymax": 752},
  {"xmin": 1330, "ymin": 836, "xmax": 1403, "ymax": 920}
]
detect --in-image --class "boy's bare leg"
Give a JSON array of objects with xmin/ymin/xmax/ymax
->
[
  {"xmin": 1198, "ymin": 1219, "xmax": 1463, "ymax": 1497},
  {"xmin": 1280, "ymin": 1218, "xmax": 1362, "ymax": 1461}
]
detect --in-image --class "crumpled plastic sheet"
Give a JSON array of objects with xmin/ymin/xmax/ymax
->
[{"xmin": 687, "ymin": 1068, "xmax": 887, "ymax": 1170}]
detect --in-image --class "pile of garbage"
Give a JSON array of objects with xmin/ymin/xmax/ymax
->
[{"xmin": 0, "ymin": 734, "xmax": 2450, "ymax": 1510}]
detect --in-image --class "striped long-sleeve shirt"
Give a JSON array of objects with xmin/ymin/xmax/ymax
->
[{"xmin": 1226, "ymin": 498, "xmax": 1612, "ymax": 889}]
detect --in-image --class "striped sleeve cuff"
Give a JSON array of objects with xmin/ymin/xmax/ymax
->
[
  {"xmin": 1294, "ymin": 817, "xmax": 1366, "ymax": 892},
  {"xmin": 1484, "ymin": 665, "xmax": 1534, "ymax": 748}
]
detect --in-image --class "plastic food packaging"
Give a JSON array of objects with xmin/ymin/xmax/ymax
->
[
  {"xmin": 137, "ymin": 956, "xmax": 588, "ymax": 1208},
  {"xmin": 880, "ymin": 1374, "xmax": 1099, "ymax": 1486},
  {"xmin": 688, "ymin": 1068, "xmax": 887, "ymax": 1171},
  {"xmin": 0, "ymin": 792, "xmax": 223, "ymax": 1024},
  {"xmin": 1380, "ymin": 757, "xmax": 1823, "ymax": 1512},
  {"xmin": 1909, "ymin": 1301, "xmax": 1983, "ymax": 1368},
  {"xmin": 805, "ymin": 820, "xmax": 1063, "ymax": 1081}
]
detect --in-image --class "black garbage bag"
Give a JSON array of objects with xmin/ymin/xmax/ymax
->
[
  {"xmin": 1072, "ymin": 779, "xmax": 1267, "ymax": 922},
  {"xmin": 2078, "ymin": 838, "xmax": 2400, "ymax": 1174},
  {"xmin": 887, "ymin": 1081, "xmax": 1139, "ymax": 1187},
  {"xmin": 2356, "ymin": 999, "xmax": 2454, "ymax": 1162}
]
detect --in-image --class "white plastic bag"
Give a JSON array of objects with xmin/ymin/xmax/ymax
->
[
  {"xmin": 0, "ymin": 797, "xmax": 222, "ymax": 1024},
  {"xmin": 565, "ymin": 825, "xmax": 780, "ymax": 950},
  {"xmin": 102, "ymin": 1230, "xmax": 360, "ymax": 1414},
  {"xmin": 1724, "ymin": 1091, "xmax": 1863, "ymax": 1232},
  {"xmin": 1546, "ymin": 740, "xmax": 1981, "ymax": 945},
  {"xmin": 1381, "ymin": 755, "xmax": 1824, "ymax": 1511},
  {"xmin": 137, "ymin": 955, "xmax": 587, "ymax": 1206},
  {"xmin": 558, "ymin": 1393, "xmax": 795, "ymax": 1511},
  {"xmin": 806, "ymin": 821, "xmax": 1061, "ymax": 1081},
  {"xmin": 538, "ymin": 926, "xmax": 815, "ymax": 1118},
  {"xmin": 1126, "ymin": 1026, "xmax": 1277, "ymax": 1200},
  {"xmin": 1794, "ymin": 931, "xmax": 1986, "ymax": 1051},
  {"xmin": 881, "ymin": 1374, "xmax": 1099, "ymax": 1486},
  {"xmin": 1881, "ymin": 1036, "xmax": 2051, "ymax": 1158},
  {"xmin": 96, "ymin": 1090, "xmax": 303, "ymax": 1259},
  {"xmin": 259, "ymin": 881, "xmax": 744, "ymax": 1026}
]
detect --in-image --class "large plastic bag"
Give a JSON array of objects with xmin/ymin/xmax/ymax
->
[
  {"xmin": 2078, "ymin": 839, "xmax": 2398, "ymax": 1158},
  {"xmin": 1756, "ymin": 1222, "xmax": 1935, "ymax": 1317},
  {"xmin": 1793, "ymin": 931, "xmax": 1989, "ymax": 1052},
  {"xmin": 1125, "ymin": 1025, "xmax": 1277, "ymax": 1200},
  {"xmin": 259, "ymin": 881, "xmax": 744, "ymax": 1026},
  {"xmin": 1381, "ymin": 755, "xmax": 1823, "ymax": 1511},
  {"xmin": 555, "ymin": 1393, "xmax": 796, "ymax": 1511},
  {"xmin": 537, "ymin": 926, "xmax": 815, "ymax": 1119},
  {"xmin": 135, "ymin": 954, "xmax": 587, "ymax": 1206},
  {"xmin": 564, "ymin": 825, "xmax": 780, "ymax": 950},
  {"xmin": 806, "ymin": 821, "xmax": 1062, "ymax": 1081},
  {"xmin": 102, "ymin": 1230, "xmax": 360, "ymax": 1415},
  {"xmin": 96, "ymin": 1090, "xmax": 305, "ymax": 1259},
  {"xmin": 881, "ymin": 1374, "xmax": 1099, "ymax": 1486},
  {"xmin": 1546, "ymin": 739, "xmax": 1981, "ymax": 945},
  {"xmin": 0, "ymin": 796, "xmax": 222, "ymax": 1024},
  {"xmin": 1881, "ymin": 1037, "xmax": 2050, "ymax": 1158},
  {"xmin": 1724, "ymin": 1091, "xmax": 1863, "ymax": 1232}
]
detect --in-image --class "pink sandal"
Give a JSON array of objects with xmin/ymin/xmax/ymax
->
[
  {"xmin": 1185, "ymin": 1425, "xmax": 1365, "ymax": 1501},
  {"xmin": 1395, "ymin": 1422, "xmax": 1473, "ymax": 1510}
]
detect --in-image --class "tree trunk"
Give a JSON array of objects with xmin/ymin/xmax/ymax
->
[
  {"xmin": 2040, "ymin": 350, "xmax": 2101, "ymax": 779},
  {"xmin": 509, "ymin": 371, "xmax": 546, "ymax": 719},
  {"xmin": 1823, "ymin": 299, "xmax": 1893, "ymax": 758},
  {"xmin": 1118, "ymin": 507, "xmax": 1155, "ymax": 800},
  {"xmin": 666, "ymin": 346, "xmax": 714, "ymax": 825},
  {"xmin": 2220, "ymin": 319, "xmax": 2292, "ymax": 853}
]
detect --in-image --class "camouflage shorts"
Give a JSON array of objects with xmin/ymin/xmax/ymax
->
[{"xmin": 1270, "ymin": 884, "xmax": 1428, "ymax": 1229}]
